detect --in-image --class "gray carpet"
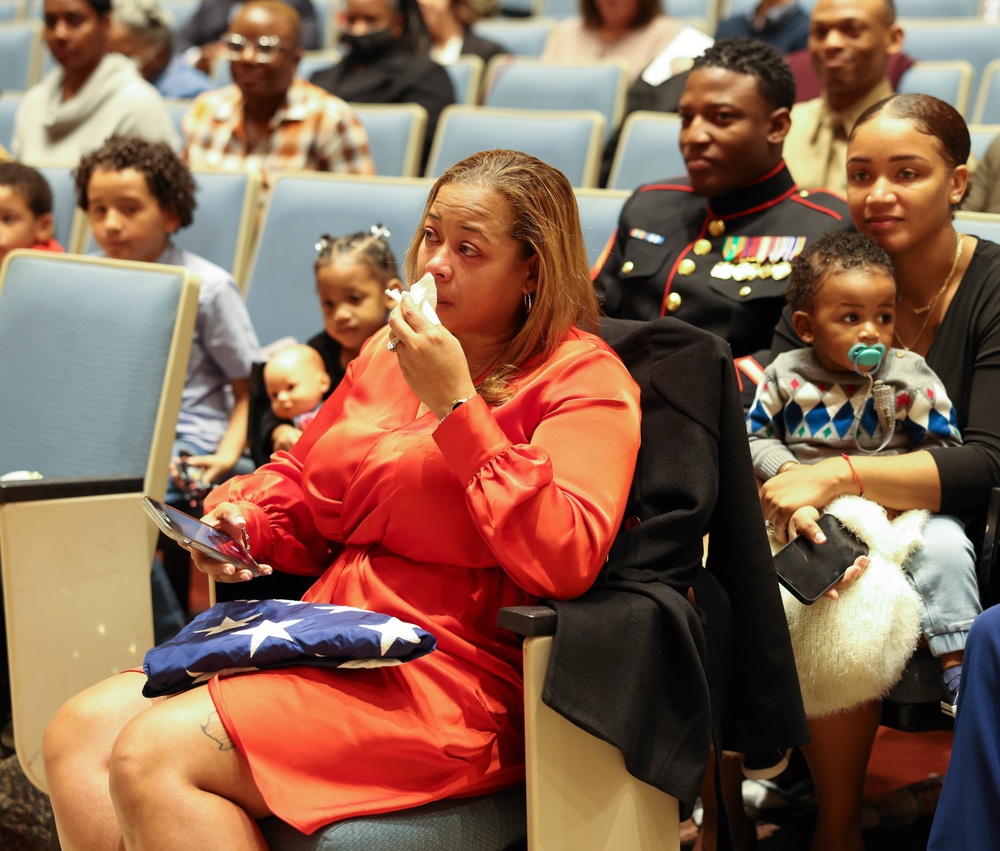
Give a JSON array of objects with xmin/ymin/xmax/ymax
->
[{"xmin": 0, "ymin": 753, "xmax": 54, "ymax": 851}]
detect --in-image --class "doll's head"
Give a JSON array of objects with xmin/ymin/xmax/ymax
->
[
  {"xmin": 314, "ymin": 225, "xmax": 402, "ymax": 363},
  {"xmin": 263, "ymin": 344, "xmax": 332, "ymax": 421}
]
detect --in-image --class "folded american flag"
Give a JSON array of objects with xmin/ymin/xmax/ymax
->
[{"xmin": 143, "ymin": 599, "xmax": 437, "ymax": 697}]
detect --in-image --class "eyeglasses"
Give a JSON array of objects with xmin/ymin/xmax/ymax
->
[{"xmin": 222, "ymin": 33, "xmax": 293, "ymax": 64}]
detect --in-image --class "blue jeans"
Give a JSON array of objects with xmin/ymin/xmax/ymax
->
[
  {"xmin": 165, "ymin": 438, "xmax": 256, "ymax": 506},
  {"xmin": 151, "ymin": 555, "xmax": 187, "ymax": 645},
  {"xmin": 903, "ymin": 514, "xmax": 980, "ymax": 656}
]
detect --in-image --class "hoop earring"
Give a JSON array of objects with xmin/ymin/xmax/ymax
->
[{"xmin": 524, "ymin": 291, "xmax": 534, "ymax": 314}]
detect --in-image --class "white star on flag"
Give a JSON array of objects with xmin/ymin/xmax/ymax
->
[
  {"xmin": 141, "ymin": 599, "xmax": 438, "ymax": 697},
  {"xmin": 194, "ymin": 613, "xmax": 262, "ymax": 636},
  {"xmin": 361, "ymin": 616, "xmax": 424, "ymax": 656},
  {"xmin": 233, "ymin": 618, "xmax": 304, "ymax": 656}
]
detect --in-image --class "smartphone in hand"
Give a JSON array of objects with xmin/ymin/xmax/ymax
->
[
  {"xmin": 773, "ymin": 513, "xmax": 867, "ymax": 604},
  {"xmin": 142, "ymin": 496, "xmax": 263, "ymax": 576}
]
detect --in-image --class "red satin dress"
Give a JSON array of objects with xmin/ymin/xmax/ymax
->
[{"xmin": 205, "ymin": 325, "xmax": 640, "ymax": 834}]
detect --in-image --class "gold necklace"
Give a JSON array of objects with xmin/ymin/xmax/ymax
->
[
  {"xmin": 898, "ymin": 232, "xmax": 964, "ymax": 315},
  {"xmin": 894, "ymin": 233, "xmax": 963, "ymax": 351}
]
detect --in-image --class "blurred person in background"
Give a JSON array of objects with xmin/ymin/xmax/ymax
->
[
  {"xmin": 182, "ymin": 0, "xmax": 373, "ymax": 188},
  {"xmin": 13, "ymin": 0, "xmax": 179, "ymax": 163},
  {"xmin": 109, "ymin": 0, "xmax": 214, "ymax": 98},
  {"xmin": 715, "ymin": 0, "xmax": 810, "ymax": 54},
  {"xmin": 541, "ymin": 0, "xmax": 710, "ymax": 85},
  {"xmin": 417, "ymin": 0, "xmax": 505, "ymax": 65},
  {"xmin": 311, "ymin": 0, "xmax": 453, "ymax": 165},
  {"xmin": 176, "ymin": 0, "xmax": 321, "ymax": 74}
]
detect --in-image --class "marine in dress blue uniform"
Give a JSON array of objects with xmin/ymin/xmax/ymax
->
[{"xmin": 594, "ymin": 161, "xmax": 850, "ymax": 358}]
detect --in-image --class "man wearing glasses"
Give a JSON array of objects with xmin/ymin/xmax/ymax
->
[
  {"xmin": 176, "ymin": 0, "xmax": 322, "ymax": 73},
  {"xmin": 182, "ymin": 0, "xmax": 374, "ymax": 185}
]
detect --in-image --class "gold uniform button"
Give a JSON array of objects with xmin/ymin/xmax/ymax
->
[
  {"xmin": 739, "ymin": 285, "xmax": 752, "ymax": 297},
  {"xmin": 621, "ymin": 260, "xmax": 634, "ymax": 273},
  {"xmin": 708, "ymin": 219, "xmax": 725, "ymax": 237},
  {"xmin": 666, "ymin": 292, "xmax": 682, "ymax": 312},
  {"xmin": 693, "ymin": 239, "xmax": 712, "ymax": 256},
  {"xmin": 677, "ymin": 258, "xmax": 696, "ymax": 275}
]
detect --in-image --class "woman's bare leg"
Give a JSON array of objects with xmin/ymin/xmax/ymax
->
[
  {"xmin": 694, "ymin": 752, "xmax": 755, "ymax": 851},
  {"xmin": 108, "ymin": 683, "xmax": 271, "ymax": 851},
  {"xmin": 44, "ymin": 672, "xmax": 153, "ymax": 851},
  {"xmin": 801, "ymin": 700, "xmax": 882, "ymax": 851}
]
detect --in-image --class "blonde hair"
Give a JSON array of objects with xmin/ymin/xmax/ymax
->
[{"xmin": 404, "ymin": 150, "xmax": 597, "ymax": 405}]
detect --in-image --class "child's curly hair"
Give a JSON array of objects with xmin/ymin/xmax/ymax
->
[
  {"xmin": 74, "ymin": 135, "xmax": 197, "ymax": 228},
  {"xmin": 786, "ymin": 231, "xmax": 896, "ymax": 313}
]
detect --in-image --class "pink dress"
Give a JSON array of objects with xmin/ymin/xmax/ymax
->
[{"xmin": 204, "ymin": 325, "xmax": 640, "ymax": 833}]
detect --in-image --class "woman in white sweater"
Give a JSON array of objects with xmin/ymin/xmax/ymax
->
[
  {"xmin": 541, "ymin": 0, "xmax": 710, "ymax": 85},
  {"xmin": 13, "ymin": 0, "xmax": 178, "ymax": 164}
]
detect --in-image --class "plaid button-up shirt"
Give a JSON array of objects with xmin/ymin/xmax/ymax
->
[{"xmin": 182, "ymin": 78, "xmax": 375, "ymax": 178}]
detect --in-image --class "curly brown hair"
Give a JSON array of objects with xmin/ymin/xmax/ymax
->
[
  {"xmin": 74, "ymin": 135, "xmax": 197, "ymax": 228},
  {"xmin": 0, "ymin": 161, "xmax": 53, "ymax": 217},
  {"xmin": 786, "ymin": 231, "xmax": 895, "ymax": 313}
]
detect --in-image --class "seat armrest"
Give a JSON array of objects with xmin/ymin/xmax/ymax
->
[
  {"xmin": 497, "ymin": 605, "xmax": 556, "ymax": 637},
  {"xmin": 0, "ymin": 475, "xmax": 144, "ymax": 504}
]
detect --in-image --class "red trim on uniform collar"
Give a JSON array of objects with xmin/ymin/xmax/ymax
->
[
  {"xmin": 706, "ymin": 162, "xmax": 797, "ymax": 219},
  {"xmin": 639, "ymin": 183, "xmax": 694, "ymax": 194}
]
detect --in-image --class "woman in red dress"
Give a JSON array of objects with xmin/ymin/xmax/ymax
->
[{"xmin": 43, "ymin": 149, "xmax": 642, "ymax": 849}]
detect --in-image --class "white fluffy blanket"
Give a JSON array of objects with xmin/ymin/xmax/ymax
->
[{"xmin": 776, "ymin": 495, "xmax": 925, "ymax": 718}]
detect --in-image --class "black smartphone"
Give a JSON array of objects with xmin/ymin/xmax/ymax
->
[
  {"xmin": 142, "ymin": 496, "xmax": 263, "ymax": 576},
  {"xmin": 773, "ymin": 513, "xmax": 868, "ymax": 605}
]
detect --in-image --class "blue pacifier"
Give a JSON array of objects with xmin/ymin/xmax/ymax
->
[{"xmin": 848, "ymin": 342, "xmax": 886, "ymax": 374}]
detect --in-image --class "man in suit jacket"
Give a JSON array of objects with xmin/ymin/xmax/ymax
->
[{"xmin": 783, "ymin": 0, "xmax": 903, "ymax": 194}]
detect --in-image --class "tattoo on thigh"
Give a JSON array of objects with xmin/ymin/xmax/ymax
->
[{"xmin": 200, "ymin": 711, "xmax": 234, "ymax": 751}]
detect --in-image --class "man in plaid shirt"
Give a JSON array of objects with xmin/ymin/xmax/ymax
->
[{"xmin": 182, "ymin": 0, "xmax": 374, "ymax": 186}]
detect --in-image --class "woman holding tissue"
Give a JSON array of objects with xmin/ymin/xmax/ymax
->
[{"xmin": 42, "ymin": 149, "xmax": 642, "ymax": 848}]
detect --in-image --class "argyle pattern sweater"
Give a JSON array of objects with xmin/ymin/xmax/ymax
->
[{"xmin": 747, "ymin": 347, "xmax": 961, "ymax": 480}]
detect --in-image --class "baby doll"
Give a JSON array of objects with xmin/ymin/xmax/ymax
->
[{"xmin": 263, "ymin": 343, "xmax": 332, "ymax": 434}]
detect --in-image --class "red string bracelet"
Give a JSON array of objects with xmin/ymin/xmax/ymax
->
[{"xmin": 841, "ymin": 453, "xmax": 864, "ymax": 497}]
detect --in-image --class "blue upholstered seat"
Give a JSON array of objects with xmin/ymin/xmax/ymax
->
[
  {"xmin": 606, "ymin": 110, "xmax": 686, "ymax": 192},
  {"xmin": 0, "ymin": 21, "xmax": 41, "ymax": 91},
  {"xmin": 425, "ymin": 105, "xmax": 605, "ymax": 187},
  {"xmin": 483, "ymin": 57, "xmax": 628, "ymax": 144},
  {"xmin": 244, "ymin": 172, "xmax": 432, "ymax": 348},
  {"xmin": 0, "ymin": 251, "xmax": 199, "ymax": 790},
  {"xmin": 258, "ymin": 786, "xmax": 527, "ymax": 851}
]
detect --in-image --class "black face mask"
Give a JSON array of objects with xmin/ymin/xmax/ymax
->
[{"xmin": 339, "ymin": 28, "xmax": 394, "ymax": 60}]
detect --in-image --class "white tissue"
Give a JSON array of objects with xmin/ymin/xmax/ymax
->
[{"xmin": 386, "ymin": 272, "xmax": 440, "ymax": 325}]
